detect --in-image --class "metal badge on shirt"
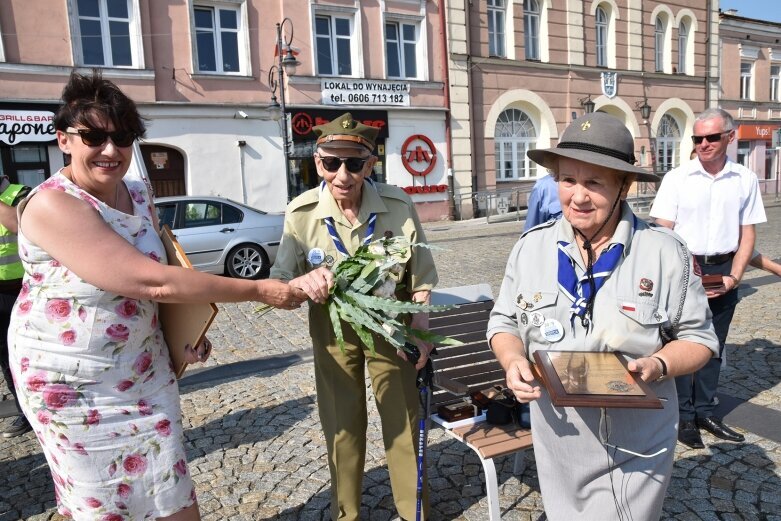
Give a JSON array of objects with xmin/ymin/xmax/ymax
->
[{"xmin": 307, "ymin": 248, "xmax": 326, "ymax": 266}]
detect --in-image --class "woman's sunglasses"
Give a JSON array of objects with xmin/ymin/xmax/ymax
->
[
  {"xmin": 65, "ymin": 127, "xmax": 137, "ymax": 148},
  {"xmin": 316, "ymin": 154, "xmax": 369, "ymax": 173},
  {"xmin": 691, "ymin": 131, "xmax": 729, "ymax": 145}
]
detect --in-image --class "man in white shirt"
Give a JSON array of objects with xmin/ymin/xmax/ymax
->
[{"xmin": 650, "ymin": 108, "xmax": 766, "ymax": 449}]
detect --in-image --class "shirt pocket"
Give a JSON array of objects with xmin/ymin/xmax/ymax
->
[
  {"xmin": 616, "ymin": 299, "xmax": 668, "ymax": 328},
  {"xmin": 516, "ymin": 289, "xmax": 558, "ymax": 336}
]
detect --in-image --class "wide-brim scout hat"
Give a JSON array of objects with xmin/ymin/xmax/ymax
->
[
  {"xmin": 313, "ymin": 112, "xmax": 380, "ymax": 152},
  {"xmin": 527, "ymin": 112, "xmax": 659, "ymax": 182}
]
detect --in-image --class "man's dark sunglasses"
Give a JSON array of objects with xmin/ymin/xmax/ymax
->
[
  {"xmin": 65, "ymin": 127, "xmax": 137, "ymax": 148},
  {"xmin": 316, "ymin": 154, "xmax": 369, "ymax": 173},
  {"xmin": 691, "ymin": 131, "xmax": 730, "ymax": 145}
]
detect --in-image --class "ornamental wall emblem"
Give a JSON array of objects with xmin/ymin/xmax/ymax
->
[{"xmin": 601, "ymin": 71, "xmax": 619, "ymax": 99}]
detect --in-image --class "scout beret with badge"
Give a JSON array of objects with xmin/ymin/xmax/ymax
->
[{"xmin": 313, "ymin": 112, "xmax": 380, "ymax": 151}]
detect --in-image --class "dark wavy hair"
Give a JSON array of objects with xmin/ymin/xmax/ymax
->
[{"xmin": 53, "ymin": 70, "xmax": 146, "ymax": 138}]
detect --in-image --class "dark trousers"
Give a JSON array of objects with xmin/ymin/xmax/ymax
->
[
  {"xmin": 676, "ymin": 259, "xmax": 738, "ymax": 421},
  {"xmin": 0, "ymin": 289, "xmax": 21, "ymax": 414}
]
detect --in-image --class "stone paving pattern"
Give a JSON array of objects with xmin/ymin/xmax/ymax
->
[{"xmin": 2, "ymin": 205, "xmax": 781, "ymax": 520}]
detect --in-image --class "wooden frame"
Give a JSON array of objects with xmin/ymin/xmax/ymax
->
[
  {"xmin": 532, "ymin": 350, "xmax": 663, "ymax": 409},
  {"xmin": 159, "ymin": 226, "xmax": 218, "ymax": 378}
]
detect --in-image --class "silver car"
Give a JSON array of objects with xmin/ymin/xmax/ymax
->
[{"xmin": 155, "ymin": 196, "xmax": 284, "ymax": 280}]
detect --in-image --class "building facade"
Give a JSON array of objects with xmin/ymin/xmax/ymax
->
[
  {"xmin": 0, "ymin": 0, "xmax": 450, "ymax": 219},
  {"xmin": 446, "ymin": 0, "xmax": 720, "ymax": 218},
  {"xmin": 718, "ymin": 9, "xmax": 781, "ymax": 188}
]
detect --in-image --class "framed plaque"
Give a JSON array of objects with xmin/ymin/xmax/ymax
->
[
  {"xmin": 701, "ymin": 274, "xmax": 724, "ymax": 290},
  {"xmin": 532, "ymin": 351, "xmax": 663, "ymax": 409}
]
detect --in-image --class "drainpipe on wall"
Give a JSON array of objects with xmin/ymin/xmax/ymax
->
[
  {"xmin": 466, "ymin": 0, "xmax": 478, "ymax": 204},
  {"xmin": 438, "ymin": 0, "xmax": 457, "ymax": 220},
  {"xmin": 705, "ymin": 0, "xmax": 713, "ymax": 108}
]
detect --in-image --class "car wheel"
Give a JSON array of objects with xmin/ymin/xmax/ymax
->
[{"xmin": 225, "ymin": 243, "xmax": 269, "ymax": 280}]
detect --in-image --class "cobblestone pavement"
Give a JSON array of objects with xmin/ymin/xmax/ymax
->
[{"xmin": 2, "ymin": 205, "xmax": 781, "ymax": 520}]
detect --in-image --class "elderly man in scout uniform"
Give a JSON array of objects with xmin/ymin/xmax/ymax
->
[
  {"xmin": 271, "ymin": 112, "xmax": 438, "ymax": 520},
  {"xmin": 488, "ymin": 112, "xmax": 718, "ymax": 519}
]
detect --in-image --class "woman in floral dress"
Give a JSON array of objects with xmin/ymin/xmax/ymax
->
[{"xmin": 7, "ymin": 72, "xmax": 311, "ymax": 521}]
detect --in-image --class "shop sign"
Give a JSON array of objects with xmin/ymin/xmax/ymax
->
[
  {"xmin": 321, "ymin": 80, "xmax": 410, "ymax": 107},
  {"xmin": 736, "ymin": 124, "xmax": 780, "ymax": 141},
  {"xmin": 290, "ymin": 109, "xmax": 389, "ymax": 142},
  {"xmin": 150, "ymin": 152, "xmax": 169, "ymax": 169},
  {"xmin": 0, "ymin": 110, "xmax": 56, "ymax": 145},
  {"xmin": 401, "ymin": 134, "xmax": 437, "ymax": 176}
]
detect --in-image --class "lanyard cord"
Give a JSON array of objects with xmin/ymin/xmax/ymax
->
[{"xmin": 572, "ymin": 179, "xmax": 626, "ymax": 328}]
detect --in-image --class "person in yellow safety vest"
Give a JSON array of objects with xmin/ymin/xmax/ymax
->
[{"xmin": 0, "ymin": 177, "xmax": 31, "ymax": 438}]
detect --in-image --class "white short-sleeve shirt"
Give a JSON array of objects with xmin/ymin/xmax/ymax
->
[{"xmin": 649, "ymin": 158, "xmax": 766, "ymax": 255}]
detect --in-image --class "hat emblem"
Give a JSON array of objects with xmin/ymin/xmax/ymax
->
[
  {"xmin": 341, "ymin": 118, "xmax": 351, "ymax": 129},
  {"xmin": 581, "ymin": 121, "xmax": 591, "ymax": 131}
]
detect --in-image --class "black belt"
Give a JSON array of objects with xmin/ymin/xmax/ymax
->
[{"xmin": 694, "ymin": 252, "xmax": 734, "ymax": 266}]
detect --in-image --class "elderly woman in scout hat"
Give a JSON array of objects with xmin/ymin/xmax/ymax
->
[
  {"xmin": 487, "ymin": 112, "xmax": 719, "ymax": 520},
  {"xmin": 271, "ymin": 113, "xmax": 438, "ymax": 521}
]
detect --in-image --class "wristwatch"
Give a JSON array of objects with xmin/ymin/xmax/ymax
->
[
  {"xmin": 727, "ymin": 274, "xmax": 740, "ymax": 286},
  {"xmin": 652, "ymin": 356, "xmax": 668, "ymax": 382}
]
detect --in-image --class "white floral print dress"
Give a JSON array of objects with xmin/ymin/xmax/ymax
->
[{"xmin": 8, "ymin": 172, "xmax": 196, "ymax": 521}]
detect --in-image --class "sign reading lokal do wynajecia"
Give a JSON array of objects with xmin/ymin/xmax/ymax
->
[{"xmin": 322, "ymin": 80, "xmax": 410, "ymax": 107}]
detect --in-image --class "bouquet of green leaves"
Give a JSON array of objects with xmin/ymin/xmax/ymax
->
[
  {"xmin": 257, "ymin": 235, "xmax": 461, "ymax": 355},
  {"xmin": 326, "ymin": 234, "xmax": 461, "ymax": 355}
]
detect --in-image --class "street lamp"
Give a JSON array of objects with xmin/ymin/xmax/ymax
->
[
  {"xmin": 268, "ymin": 17, "xmax": 301, "ymax": 194},
  {"xmin": 635, "ymin": 99, "xmax": 652, "ymax": 123},
  {"xmin": 579, "ymin": 95, "xmax": 595, "ymax": 114}
]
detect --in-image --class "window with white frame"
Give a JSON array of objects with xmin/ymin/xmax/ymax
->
[
  {"xmin": 193, "ymin": 4, "xmax": 245, "ymax": 73},
  {"xmin": 495, "ymin": 109, "xmax": 537, "ymax": 181},
  {"xmin": 656, "ymin": 114, "xmax": 681, "ymax": 173},
  {"xmin": 524, "ymin": 0, "xmax": 540, "ymax": 61},
  {"xmin": 71, "ymin": 0, "xmax": 140, "ymax": 67},
  {"xmin": 741, "ymin": 61, "xmax": 753, "ymax": 100},
  {"xmin": 488, "ymin": 0, "xmax": 506, "ymax": 58},
  {"xmin": 654, "ymin": 17, "xmax": 665, "ymax": 72},
  {"xmin": 770, "ymin": 64, "xmax": 780, "ymax": 102},
  {"xmin": 315, "ymin": 14, "xmax": 353, "ymax": 76},
  {"xmin": 385, "ymin": 21, "xmax": 418, "ymax": 79},
  {"xmin": 595, "ymin": 6, "xmax": 608, "ymax": 67},
  {"xmin": 678, "ymin": 22, "xmax": 688, "ymax": 74}
]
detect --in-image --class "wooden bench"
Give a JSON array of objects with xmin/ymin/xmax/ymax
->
[{"xmin": 428, "ymin": 284, "xmax": 533, "ymax": 521}]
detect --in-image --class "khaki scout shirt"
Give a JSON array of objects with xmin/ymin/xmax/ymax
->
[
  {"xmin": 487, "ymin": 202, "xmax": 719, "ymax": 360},
  {"xmin": 270, "ymin": 181, "xmax": 438, "ymax": 296}
]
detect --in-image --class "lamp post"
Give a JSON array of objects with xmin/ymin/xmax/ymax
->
[
  {"xmin": 268, "ymin": 17, "xmax": 300, "ymax": 199},
  {"xmin": 635, "ymin": 98, "xmax": 655, "ymax": 190}
]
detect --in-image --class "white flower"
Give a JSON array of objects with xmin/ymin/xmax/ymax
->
[
  {"xmin": 372, "ymin": 278, "xmax": 397, "ymax": 299},
  {"xmin": 368, "ymin": 244, "xmax": 386, "ymax": 256}
]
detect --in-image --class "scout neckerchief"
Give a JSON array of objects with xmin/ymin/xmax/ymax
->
[
  {"xmin": 321, "ymin": 179, "xmax": 377, "ymax": 257},
  {"xmin": 557, "ymin": 180, "xmax": 628, "ymax": 327}
]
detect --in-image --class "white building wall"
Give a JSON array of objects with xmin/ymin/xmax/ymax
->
[{"xmin": 141, "ymin": 105, "xmax": 289, "ymax": 212}]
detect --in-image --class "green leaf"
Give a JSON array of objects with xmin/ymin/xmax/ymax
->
[
  {"xmin": 327, "ymin": 301, "xmax": 346, "ymax": 354},
  {"xmin": 253, "ymin": 304, "xmax": 275, "ymax": 316},
  {"xmin": 336, "ymin": 304, "xmax": 377, "ymax": 355},
  {"xmin": 334, "ymin": 294, "xmax": 403, "ymax": 352},
  {"xmin": 403, "ymin": 325, "xmax": 464, "ymax": 347},
  {"xmin": 342, "ymin": 291, "xmax": 456, "ymax": 314}
]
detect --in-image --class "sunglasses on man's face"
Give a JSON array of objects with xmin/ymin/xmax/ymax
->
[
  {"xmin": 65, "ymin": 127, "xmax": 137, "ymax": 148},
  {"xmin": 691, "ymin": 131, "xmax": 730, "ymax": 145},
  {"xmin": 316, "ymin": 154, "xmax": 369, "ymax": 173}
]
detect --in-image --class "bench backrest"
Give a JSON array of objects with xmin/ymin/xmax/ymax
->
[{"xmin": 429, "ymin": 284, "xmax": 506, "ymax": 409}]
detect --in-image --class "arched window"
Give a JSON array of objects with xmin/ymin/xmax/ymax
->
[
  {"xmin": 678, "ymin": 22, "xmax": 688, "ymax": 74},
  {"xmin": 524, "ymin": 0, "xmax": 540, "ymax": 60},
  {"xmin": 656, "ymin": 114, "xmax": 681, "ymax": 173},
  {"xmin": 495, "ymin": 109, "xmax": 537, "ymax": 181},
  {"xmin": 654, "ymin": 18, "xmax": 664, "ymax": 72},
  {"xmin": 595, "ymin": 6, "xmax": 607, "ymax": 67}
]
